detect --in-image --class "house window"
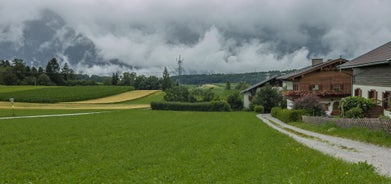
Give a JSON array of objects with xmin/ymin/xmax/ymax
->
[
  {"xmin": 293, "ymin": 83, "xmax": 299, "ymax": 91},
  {"xmin": 383, "ymin": 91, "xmax": 390, "ymax": 110},
  {"xmin": 310, "ymin": 84, "xmax": 321, "ymax": 91},
  {"xmin": 368, "ymin": 90, "xmax": 378, "ymax": 101},
  {"xmin": 333, "ymin": 84, "xmax": 340, "ymax": 91},
  {"xmin": 354, "ymin": 88, "xmax": 362, "ymax": 97}
]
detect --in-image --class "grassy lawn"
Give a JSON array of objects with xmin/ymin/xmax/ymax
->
[
  {"xmin": 0, "ymin": 86, "xmax": 133, "ymax": 103},
  {"xmin": 0, "ymin": 110, "xmax": 389, "ymax": 183},
  {"xmin": 290, "ymin": 121, "xmax": 391, "ymax": 147}
]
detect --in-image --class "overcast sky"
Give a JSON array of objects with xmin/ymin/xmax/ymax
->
[{"xmin": 1, "ymin": 0, "xmax": 391, "ymax": 75}]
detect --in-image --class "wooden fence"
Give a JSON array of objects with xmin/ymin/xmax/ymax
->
[{"xmin": 302, "ymin": 116, "xmax": 391, "ymax": 134}]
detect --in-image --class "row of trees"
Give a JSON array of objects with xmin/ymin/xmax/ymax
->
[
  {"xmin": 0, "ymin": 58, "xmax": 75, "ymax": 86},
  {"xmin": 106, "ymin": 67, "xmax": 174, "ymax": 90}
]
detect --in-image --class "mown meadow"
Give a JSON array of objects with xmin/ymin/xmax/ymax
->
[
  {"xmin": 0, "ymin": 86, "xmax": 134, "ymax": 103},
  {"xmin": 0, "ymin": 110, "xmax": 389, "ymax": 183}
]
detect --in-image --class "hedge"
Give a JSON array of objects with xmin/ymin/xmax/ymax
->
[
  {"xmin": 254, "ymin": 105, "xmax": 264, "ymax": 113},
  {"xmin": 271, "ymin": 107, "xmax": 308, "ymax": 123},
  {"xmin": 150, "ymin": 101, "xmax": 231, "ymax": 112}
]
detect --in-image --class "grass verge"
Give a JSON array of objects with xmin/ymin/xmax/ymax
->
[
  {"xmin": 0, "ymin": 110, "xmax": 389, "ymax": 183},
  {"xmin": 290, "ymin": 121, "xmax": 391, "ymax": 147}
]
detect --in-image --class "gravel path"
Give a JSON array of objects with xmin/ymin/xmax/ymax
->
[{"xmin": 257, "ymin": 114, "xmax": 391, "ymax": 177}]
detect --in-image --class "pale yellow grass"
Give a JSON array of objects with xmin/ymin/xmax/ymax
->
[
  {"xmin": 72, "ymin": 90, "xmax": 159, "ymax": 104},
  {"xmin": 0, "ymin": 102, "xmax": 149, "ymax": 110}
]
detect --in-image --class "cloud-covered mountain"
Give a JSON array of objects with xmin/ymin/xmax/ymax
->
[
  {"xmin": 1, "ymin": 0, "xmax": 391, "ymax": 76},
  {"xmin": 0, "ymin": 10, "xmax": 132, "ymax": 75}
]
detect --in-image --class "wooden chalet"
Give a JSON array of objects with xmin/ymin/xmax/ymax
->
[
  {"xmin": 277, "ymin": 58, "xmax": 352, "ymax": 115},
  {"xmin": 339, "ymin": 41, "xmax": 391, "ymax": 117}
]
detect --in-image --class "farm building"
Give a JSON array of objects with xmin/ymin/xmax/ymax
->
[
  {"xmin": 339, "ymin": 41, "xmax": 391, "ymax": 117},
  {"xmin": 277, "ymin": 58, "xmax": 352, "ymax": 115}
]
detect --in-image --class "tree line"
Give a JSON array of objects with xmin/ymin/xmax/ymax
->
[
  {"xmin": 0, "ymin": 58, "xmax": 175, "ymax": 90},
  {"xmin": 0, "ymin": 58, "xmax": 75, "ymax": 86}
]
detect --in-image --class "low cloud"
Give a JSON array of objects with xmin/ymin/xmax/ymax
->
[{"xmin": 1, "ymin": 0, "xmax": 391, "ymax": 75}]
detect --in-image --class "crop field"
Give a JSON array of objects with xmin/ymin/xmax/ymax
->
[
  {"xmin": 122, "ymin": 91, "xmax": 165, "ymax": 104},
  {"xmin": 0, "ymin": 86, "xmax": 134, "ymax": 103},
  {"xmin": 0, "ymin": 110, "xmax": 389, "ymax": 183},
  {"xmin": 74, "ymin": 90, "xmax": 159, "ymax": 104}
]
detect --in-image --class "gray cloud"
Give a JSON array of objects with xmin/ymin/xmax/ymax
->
[{"xmin": 1, "ymin": 0, "xmax": 391, "ymax": 75}]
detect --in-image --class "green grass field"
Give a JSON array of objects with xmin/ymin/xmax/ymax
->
[
  {"xmin": 0, "ymin": 86, "xmax": 134, "ymax": 103},
  {"xmin": 0, "ymin": 110, "xmax": 389, "ymax": 183}
]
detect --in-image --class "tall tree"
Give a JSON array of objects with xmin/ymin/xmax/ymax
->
[
  {"xmin": 12, "ymin": 58, "xmax": 27, "ymax": 83},
  {"xmin": 61, "ymin": 63, "xmax": 75, "ymax": 81},
  {"xmin": 225, "ymin": 81, "xmax": 231, "ymax": 90},
  {"xmin": 162, "ymin": 67, "xmax": 172, "ymax": 90},
  {"xmin": 119, "ymin": 72, "xmax": 136, "ymax": 86},
  {"xmin": 46, "ymin": 58, "xmax": 63, "ymax": 85},
  {"xmin": 111, "ymin": 73, "xmax": 119, "ymax": 85}
]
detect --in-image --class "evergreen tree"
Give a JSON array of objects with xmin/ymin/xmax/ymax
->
[
  {"xmin": 162, "ymin": 67, "xmax": 172, "ymax": 90},
  {"xmin": 45, "ymin": 58, "xmax": 63, "ymax": 85},
  {"xmin": 225, "ymin": 81, "xmax": 231, "ymax": 90},
  {"xmin": 111, "ymin": 73, "xmax": 119, "ymax": 85},
  {"xmin": 61, "ymin": 63, "xmax": 75, "ymax": 81}
]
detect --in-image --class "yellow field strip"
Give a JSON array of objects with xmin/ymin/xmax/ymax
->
[
  {"xmin": 0, "ymin": 102, "xmax": 149, "ymax": 110},
  {"xmin": 71, "ymin": 90, "xmax": 159, "ymax": 104}
]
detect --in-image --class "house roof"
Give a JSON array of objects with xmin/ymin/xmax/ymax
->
[
  {"xmin": 339, "ymin": 41, "xmax": 391, "ymax": 69},
  {"xmin": 277, "ymin": 58, "xmax": 348, "ymax": 80},
  {"xmin": 241, "ymin": 75, "xmax": 278, "ymax": 94}
]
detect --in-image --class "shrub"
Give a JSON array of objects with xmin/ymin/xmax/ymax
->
[
  {"xmin": 270, "ymin": 107, "xmax": 308, "ymax": 123},
  {"xmin": 345, "ymin": 107, "xmax": 364, "ymax": 118},
  {"xmin": 164, "ymin": 86, "xmax": 190, "ymax": 102},
  {"xmin": 271, "ymin": 107, "xmax": 282, "ymax": 117},
  {"xmin": 339, "ymin": 96, "xmax": 376, "ymax": 117},
  {"xmin": 150, "ymin": 101, "xmax": 231, "ymax": 112},
  {"xmin": 226, "ymin": 91, "xmax": 243, "ymax": 111},
  {"xmin": 293, "ymin": 94, "xmax": 324, "ymax": 116},
  {"xmin": 254, "ymin": 105, "xmax": 264, "ymax": 113},
  {"xmin": 250, "ymin": 85, "xmax": 283, "ymax": 113}
]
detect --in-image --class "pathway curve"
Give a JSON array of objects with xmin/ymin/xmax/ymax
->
[{"xmin": 257, "ymin": 114, "xmax": 391, "ymax": 177}]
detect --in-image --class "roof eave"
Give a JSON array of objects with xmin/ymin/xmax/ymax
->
[{"xmin": 339, "ymin": 60, "xmax": 390, "ymax": 69}]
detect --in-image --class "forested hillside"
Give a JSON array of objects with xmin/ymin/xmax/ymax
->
[{"xmin": 171, "ymin": 70, "xmax": 295, "ymax": 85}]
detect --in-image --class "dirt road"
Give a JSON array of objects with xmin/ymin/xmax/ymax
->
[{"xmin": 258, "ymin": 114, "xmax": 391, "ymax": 177}]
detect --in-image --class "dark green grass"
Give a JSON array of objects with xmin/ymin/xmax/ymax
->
[
  {"xmin": 0, "ymin": 110, "xmax": 389, "ymax": 183},
  {"xmin": 290, "ymin": 121, "xmax": 391, "ymax": 147},
  {"xmin": 121, "ymin": 91, "xmax": 165, "ymax": 104},
  {"xmin": 0, "ymin": 86, "xmax": 133, "ymax": 103}
]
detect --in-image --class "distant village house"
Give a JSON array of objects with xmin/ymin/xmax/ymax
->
[{"xmin": 339, "ymin": 41, "xmax": 391, "ymax": 117}]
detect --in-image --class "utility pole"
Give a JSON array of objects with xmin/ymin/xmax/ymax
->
[{"xmin": 177, "ymin": 55, "xmax": 184, "ymax": 85}]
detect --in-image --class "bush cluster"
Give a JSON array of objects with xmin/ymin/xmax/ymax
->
[
  {"xmin": 271, "ymin": 107, "xmax": 308, "ymax": 123},
  {"xmin": 339, "ymin": 96, "xmax": 376, "ymax": 117},
  {"xmin": 254, "ymin": 105, "xmax": 264, "ymax": 113},
  {"xmin": 226, "ymin": 92, "xmax": 243, "ymax": 111},
  {"xmin": 151, "ymin": 101, "xmax": 231, "ymax": 112},
  {"xmin": 345, "ymin": 107, "xmax": 364, "ymax": 118},
  {"xmin": 293, "ymin": 94, "xmax": 324, "ymax": 116}
]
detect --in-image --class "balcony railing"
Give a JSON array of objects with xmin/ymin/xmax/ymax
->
[{"xmin": 283, "ymin": 90, "xmax": 351, "ymax": 98}]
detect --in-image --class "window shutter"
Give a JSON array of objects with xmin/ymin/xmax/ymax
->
[
  {"xmin": 319, "ymin": 85, "xmax": 323, "ymax": 90},
  {"xmin": 330, "ymin": 84, "xmax": 333, "ymax": 90},
  {"xmin": 341, "ymin": 84, "xmax": 344, "ymax": 90},
  {"xmin": 309, "ymin": 85, "xmax": 312, "ymax": 91}
]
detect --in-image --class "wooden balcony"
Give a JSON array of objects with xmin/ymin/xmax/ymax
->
[{"xmin": 283, "ymin": 90, "xmax": 351, "ymax": 98}]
